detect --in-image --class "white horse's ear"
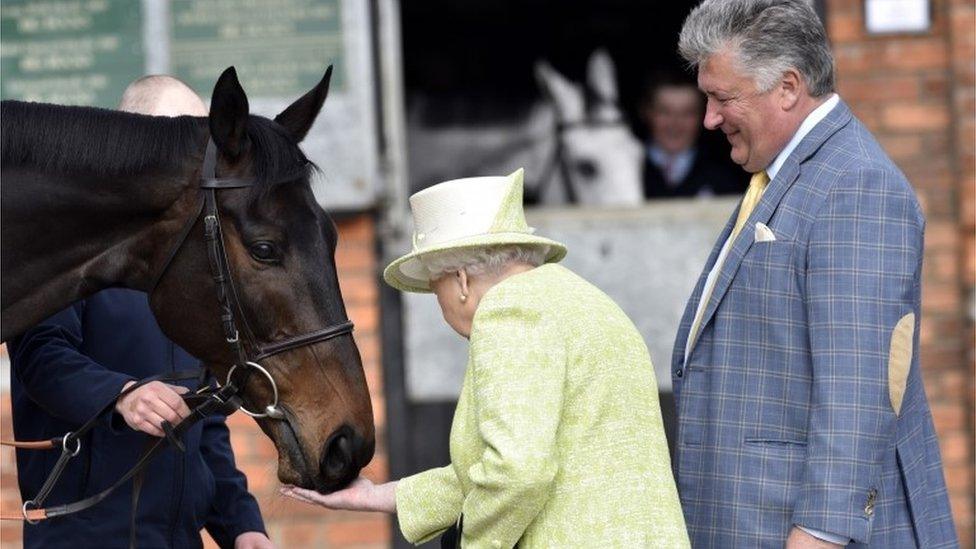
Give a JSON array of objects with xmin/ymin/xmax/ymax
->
[
  {"xmin": 535, "ymin": 61, "xmax": 584, "ymax": 123},
  {"xmin": 586, "ymin": 49, "xmax": 622, "ymax": 122}
]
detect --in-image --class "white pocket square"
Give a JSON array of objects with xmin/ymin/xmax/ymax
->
[{"xmin": 754, "ymin": 222, "xmax": 777, "ymax": 242}]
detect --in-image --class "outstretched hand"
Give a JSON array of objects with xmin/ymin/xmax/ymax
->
[{"xmin": 280, "ymin": 477, "xmax": 398, "ymax": 514}]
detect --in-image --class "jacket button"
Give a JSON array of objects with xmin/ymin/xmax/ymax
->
[
  {"xmin": 675, "ymin": 368, "xmax": 684, "ymax": 378},
  {"xmin": 864, "ymin": 488, "xmax": 877, "ymax": 516}
]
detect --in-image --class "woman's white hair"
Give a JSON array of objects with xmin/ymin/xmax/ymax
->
[{"xmin": 421, "ymin": 245, "xmax": 550, "ymax": 281}]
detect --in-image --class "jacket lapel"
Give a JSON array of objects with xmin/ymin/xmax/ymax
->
[
  {"xmin": 689, "ymin": 100, "xmax": 854, "ymax": 356},
  {"xmin": 672, "ymin": 212, "xmax": 737, "ymax": 370}
]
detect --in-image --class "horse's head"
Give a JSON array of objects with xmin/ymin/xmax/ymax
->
[
  {"xmin": 149, "ymin": 67, "xmax": 373, "ymax": 493},
  {"xmin": 535, "ymin": 50, "xmax": 644, "ymax": 205}
]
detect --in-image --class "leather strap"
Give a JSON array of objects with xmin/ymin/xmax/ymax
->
[
  {"xmin": 253, "ymin": 321, "xmax": 354, "ymax": 361},
  {"xmin": 0, "ymin": 439, "xmax": 59, "ymax": 450}
]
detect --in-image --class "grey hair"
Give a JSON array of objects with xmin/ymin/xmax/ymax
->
[
  {"xmin": 678, "ymin": 0, "xmax": 834, "ymax": 97},
  {"xmin": 421, "ymin": 245, "xmax": 549, "ymax": 281}
]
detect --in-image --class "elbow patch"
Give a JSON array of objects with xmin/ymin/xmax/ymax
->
[{"xmin": 888, "ymin": 313, "xmax": 915, "ymax": 416}]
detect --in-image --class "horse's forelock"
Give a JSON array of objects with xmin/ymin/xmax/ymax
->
[{"xmin": 243, "ymin": 115, "xmax": 319, "ymax": 207}]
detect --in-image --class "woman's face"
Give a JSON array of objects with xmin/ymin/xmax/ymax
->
[{"xmin": 430, "ymin": 271, "xmax": 474, "ymax": 338}]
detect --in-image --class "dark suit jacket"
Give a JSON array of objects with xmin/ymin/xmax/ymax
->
[
  {"xmin": 643, "ymin": 145, "xmax": 748, "ymax": 198},
  {"xmin": 9, "ymin": 289, "xmax": 265, "ymax": 549}
]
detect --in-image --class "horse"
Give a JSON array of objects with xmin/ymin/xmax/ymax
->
[
  {"xmin": 0, "ymin": 66, "xmax": 373, "ymax": 495},
  {"xmin": 406, "ymin": 49, "xmax": 644, "ymax": 206}
]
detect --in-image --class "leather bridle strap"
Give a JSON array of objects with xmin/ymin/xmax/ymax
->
[
  {"xmin": 535, "ymin": 117, "xmax": 628, "ymax": 204},
  {"xmin": 0, "ymin": 368, "xmax": 214, "ymax": 522},
  {"xmin": 253, "ymin": 321, "xmax": 354, "ymax": 362}
]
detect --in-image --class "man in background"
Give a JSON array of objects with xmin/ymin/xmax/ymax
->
[
  {"xmin": 640, "ymin": 71, "xmax": 747, "ymax": 198},
  {"xmin": 9, "ymin": 76, "xmax": 274, "ymax": 549}
]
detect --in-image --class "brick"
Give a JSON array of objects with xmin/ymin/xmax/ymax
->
[
  {"xmin": 325, "ymin": 515, "xmax": 390, "ymax": 545},
  {"xmin": 834, "ymin": 43, "xmax": 875, "ymax": 75},
  {"xmin": 336, "ymin": 243, "xmax": 377, "ymax": 272},
  {"xmin": 362, "ymin": 453, "xmax": 389, "ymax": 480},
  {"xmin": 838, "ymin": 75, "xmax": 919, "ymax": 103},
  {"xmin": 922, "ymin": 73, "xmax": 951, "ymax": 99},
  {"xmin": 336, "ymin": 215, "xmax": 376, "ymax": 243},
  {"xmin": 348, "ymin": 303, "xmax": 379, "ymax": 333},
  {"xmin": 882, "ymin": 39, "xmax": 949, "ymax": 70},
  {"xmin": 926, "ymin": 222, "xmax": 960, "ymax": 251},
  {"xmin": 938, "ymin": 430, "xmax": 971, "ymax": 464},
  {"xmin": 931, "ymin": 402, "xmax": 968, "ymax": 430},
  {"xmin": 882, "ymin": 103, "xmax": 951, "ymax": 131},
  {"xmin": 828, "ymin": 10, "xmax": 863, "ymax": 42},
  {"xmin": 282, "ymin": 519, "xmax": 326, "ymax": 547},
  {"xmin": 963, "ymin": 232, "xmax": 975, "ymax": 286},
  {"xmin": 338, "ymin": 272, "xmax": 379, "ymax": 306},
  {"xmin": 877, "ymin": 134, "xmax": 923, "ymax": 162}
]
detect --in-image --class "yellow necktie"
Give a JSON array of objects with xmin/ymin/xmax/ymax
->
[
  {"xmin": 686, "ymin": 170, "xmax": 769, "ymax": 351},
  {"xmin": 731, "ymin": 170, "xmax": 770, "ymax": 240}
]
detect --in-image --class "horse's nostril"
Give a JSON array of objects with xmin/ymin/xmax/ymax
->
[{"xmin": 319, "ymin": 426, "xmax": 369, "ymax": 489}]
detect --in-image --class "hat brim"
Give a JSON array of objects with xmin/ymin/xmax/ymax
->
[{"xmin": 383, "ymin": 232, "xmax": 567, "ymax": 293}]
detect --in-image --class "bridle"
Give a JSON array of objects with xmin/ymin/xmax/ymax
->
[
  {"xmin": 1, "ymin": 136, "xmax": 354, "ymax": 540},
  {"xmin": 534, "ymin": 103, "xmax": 627, "ymax": 204},
  {"xmin": 155, "ymin": 137, "xmax": 355, "ymax": 418}
]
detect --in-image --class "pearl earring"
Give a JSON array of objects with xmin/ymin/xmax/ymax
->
[{"xmin": 459, "ymin": 293, "xmax": 468, "ymax": 303}]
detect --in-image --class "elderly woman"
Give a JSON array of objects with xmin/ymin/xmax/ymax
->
[{"xmin": 282, "ymin": 169, "xmax": 688, "ymax": 548}]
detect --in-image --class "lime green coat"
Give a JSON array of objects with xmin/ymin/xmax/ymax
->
[{"xmin": 396, "ymin": 264, "xmax": 689, "ymax": 548}]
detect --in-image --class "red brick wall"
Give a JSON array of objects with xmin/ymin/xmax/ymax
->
[
  {"xmin": 828, "ymin": 0, "xmax": 975, "ymax": 545},
  {"xmin": 0, "ymin": 214, "xmax": 390, "ymax": 548}
]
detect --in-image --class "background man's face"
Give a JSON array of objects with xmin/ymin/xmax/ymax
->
[
  {"xmin": 698, "ymin": 50, "xmax": 784, "ymax": 173},
  {"xmin": 648, "ymin": 85, "xmax": 703, "ymax": 155}
]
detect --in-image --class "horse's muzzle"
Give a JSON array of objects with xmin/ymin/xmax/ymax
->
[{"xmin": 318, "ymin": 424, "xmax": 374, "ymax": 492}]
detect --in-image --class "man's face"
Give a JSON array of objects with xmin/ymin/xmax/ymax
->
[
  {"xmin": 647, "ymin": 86, "xmax": 702, "ymax": 155},
  {"xmin": 697, "ymin": 50, "xmax": 785, "ymax": 173}
]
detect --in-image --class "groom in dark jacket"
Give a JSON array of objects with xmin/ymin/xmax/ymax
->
[{"xmin": 8, "ymin": 76, "xmax": 272, "ymax": 549}]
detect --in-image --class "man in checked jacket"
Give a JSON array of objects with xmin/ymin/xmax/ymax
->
[
  {"xmin": 9, "ymin": 76, "xmax": 273, "ymax": 549},
  {"xmin": 670, "ymin": 1, "xmax": 957, "ymax": 547}
]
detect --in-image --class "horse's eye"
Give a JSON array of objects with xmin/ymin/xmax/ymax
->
[
  {"xmin": 574, "ymin": 159, "xmax": 598, "ymax": 179},
  {"xmin": 249, "ymin": 242, "xmax": 279, "ymax": 263}
]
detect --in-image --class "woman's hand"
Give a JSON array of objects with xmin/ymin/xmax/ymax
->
[{"xmin": 280, "ymin": 477, "xmax": 398, "ymax": 514}]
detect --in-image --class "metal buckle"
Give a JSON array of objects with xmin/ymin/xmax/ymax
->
[
  {"xmin": 22, "ymin": 500, "xmax": 40, "ymax": 524},
  {"xmin": 225, "ymin": 361, "xmax": 284, "ymax": 419},
  {"xmin": 61, "ymin": 432, "xmax": 81, "ymax": 457},
  {"xmin": 226, "ymin": 330, "xmax": 240, "ymax": 344}
]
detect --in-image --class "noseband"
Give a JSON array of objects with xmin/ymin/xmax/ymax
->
[{"xmin": 153, "ymin": 138, "xmax": 355, "ymax": 419}]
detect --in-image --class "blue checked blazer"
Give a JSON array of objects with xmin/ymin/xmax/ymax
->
[{"xmin": 671, "ymin": 100, "xmax": 957, "ymax": 548}]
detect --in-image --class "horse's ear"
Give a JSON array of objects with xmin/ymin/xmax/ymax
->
[
  {"xmin": 209, "ymin": 66, "xmax": 250, "ymax": 159},
  {"xmin": 535, "ymin": 61, "xmax": 584, "ymax": 123},
  {"xmin": 274, "ymin": 65, "xmax": 332, "ymax": 142},
  {"xmin": 585, "ymin": 49, "xmax": 622, "ymax": 122}
]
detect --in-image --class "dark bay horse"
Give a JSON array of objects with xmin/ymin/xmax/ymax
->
[{"xmin": 0, "ymin": 67, "xmax": 373, "ymax": 493}]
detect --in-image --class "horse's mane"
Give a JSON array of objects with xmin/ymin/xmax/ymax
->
[{"xmin": 0, "ymin": 100, "xmax": 312, "ymax": 198}]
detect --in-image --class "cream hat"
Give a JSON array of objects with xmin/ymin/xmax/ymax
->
[{"xmin": 383, "ymin": 168, "xmax": 567, "ymax": 293}]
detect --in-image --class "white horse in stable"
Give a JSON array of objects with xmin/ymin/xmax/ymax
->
[{"xmin": 407, "ymin": 49, "xmax": 644, "ymax": 206}]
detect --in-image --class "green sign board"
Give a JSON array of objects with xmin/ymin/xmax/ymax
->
[
  {"xmin": 170, "ymin": 0, "xmax": 345, "ymax": 98},
  {"xmin": 0, "ymin": 0, "xmax": 144, "ymax": 108}
]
